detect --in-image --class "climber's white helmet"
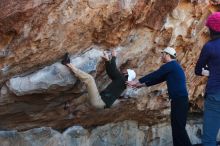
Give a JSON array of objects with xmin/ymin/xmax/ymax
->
[{"xmin": 127, "ymin": 69, "xmax": 136, "ymax": 81}]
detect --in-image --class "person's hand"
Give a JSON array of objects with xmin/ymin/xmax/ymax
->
[
  {"xmin": 111, "ymin": 49, "xmax": 116, "ymax": 57},
  {"xmin": 127, "ymin": 80, "xmax": 145, "ymax": 89},
  {"xmin": 126, "ymin": 80, "xmax": 143, "ymax": 89},
  {"xmin": 101, "ymin": 51, "xmax": 110, "ymax": 61},
  {"xmin": 202, "ymin": 68, "xmax": 210, "ymax": 76},
  {"xmin": 126, "ymin": 80, "xmax": 139, "ymax": 86}
]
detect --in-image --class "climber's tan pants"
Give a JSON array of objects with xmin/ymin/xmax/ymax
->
[{"xmin": 67, "ymin": 64, "xmax": 105, "ymax": 109}]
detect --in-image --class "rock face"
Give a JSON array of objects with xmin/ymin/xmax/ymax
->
[
  {"xmin": 1, "ymin": 120, "xmax": 218, "ymax": 146},
  {"xmin": 7, "ymin": 48, "xmax": 102, "ymax": 96},
  {"xmin": 0, "ymin": 0, "xmax": 219, "ymax": 141}
]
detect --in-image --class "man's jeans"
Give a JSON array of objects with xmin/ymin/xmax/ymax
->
[
  {"xmin": 171, "ymin": 97, "xmax": 192, "ymax": 146},
  {"xmin": 68, "ymin": 64, "xmax": 105, "ymax": 109},
  {"xmin": 203, "ymin": 93, "xmax": 220, "ymax": 146}
]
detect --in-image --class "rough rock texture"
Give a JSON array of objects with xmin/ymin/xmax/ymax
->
[
  {"xmin": 7, "ymin": 48, "xmax": 102, "ymax": 96},
  {"xmin": 1, "ymin": 120, "xmax": 218, "ymax": 146},
  {"xmin": 0, "ymin": 0, "xmax": 219, "ymax": 139}
]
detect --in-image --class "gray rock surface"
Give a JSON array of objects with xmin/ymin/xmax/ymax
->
[
  {"xmin": 0, "ymin": 120, "xmax": 218, "ymax": 146},
  {"xmin": 6, "ymin": 48, "xmax": 102, "ymax": 96}
]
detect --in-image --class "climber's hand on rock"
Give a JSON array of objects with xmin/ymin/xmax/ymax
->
[{"xmin": 102, "ymin": 51, "xmax": 110, "ymax": 61}]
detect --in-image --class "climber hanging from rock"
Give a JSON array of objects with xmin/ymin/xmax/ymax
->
[{"xmin": 61, "ymin": 49, "xmax": 136, "ymax": 109}]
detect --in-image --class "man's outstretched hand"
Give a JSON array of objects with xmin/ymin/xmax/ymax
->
[{"xmin": 126, "ymin": 80, "xmax": 144, "ymax": 89}]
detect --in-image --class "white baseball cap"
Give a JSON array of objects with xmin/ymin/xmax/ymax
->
[
  {"xmin": 162, "ymin": 47, "xmax": 176, "ymax": 57},
  {"xmin": 127, "ymin": 69, "xmax": 136, "ymax": 81}
]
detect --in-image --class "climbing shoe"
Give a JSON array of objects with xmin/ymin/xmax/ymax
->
[{"xmin": 61, "ymin": 53, "xmax": 70, "ymax": 65}]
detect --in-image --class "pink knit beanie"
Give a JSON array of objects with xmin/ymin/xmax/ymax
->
[{"xmin": 206, "ymin": 12, "xmax": 220, "ymax": 32}]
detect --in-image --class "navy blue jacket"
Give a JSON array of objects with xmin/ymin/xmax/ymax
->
[
  {"xmin": 100, "ymin": 57, "xmax": 127, "ymax": 108},
  {"xmin": 195, "ymin": 38, "xmax": 220, "ymax": 95},
  {"xmin": 139, "ymin": 60, "xmax": 188, "ymax": 99}
]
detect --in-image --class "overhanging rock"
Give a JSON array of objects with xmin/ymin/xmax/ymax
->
[{"xmin": 6, "ymin": 48, "xmax": 103, "ymax": 96}]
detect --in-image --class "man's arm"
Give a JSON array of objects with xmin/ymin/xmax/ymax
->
[
  {"xmin": 138, "ymin": 64, "xmax": 169, "ymax": 86},
  {"xmin": 143, "ymin": 76, "xmax": 166, "ymax": 86},
  {"xmin": 126, "ymin": 65, "xmax": 168, "ymax": 88}
]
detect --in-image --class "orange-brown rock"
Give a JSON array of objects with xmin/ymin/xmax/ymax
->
[{"xmin": 0, "ymin": 0, "xmax": 217, "ymax": 133}]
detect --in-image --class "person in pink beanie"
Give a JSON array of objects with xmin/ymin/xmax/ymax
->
[
  {"xmin": 195, "ymin": 12, "xmax": 220, "ymax": 146},
  {"xmin": 206, "ymin": 12, "xmax": 220, "ymax": 39}
]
